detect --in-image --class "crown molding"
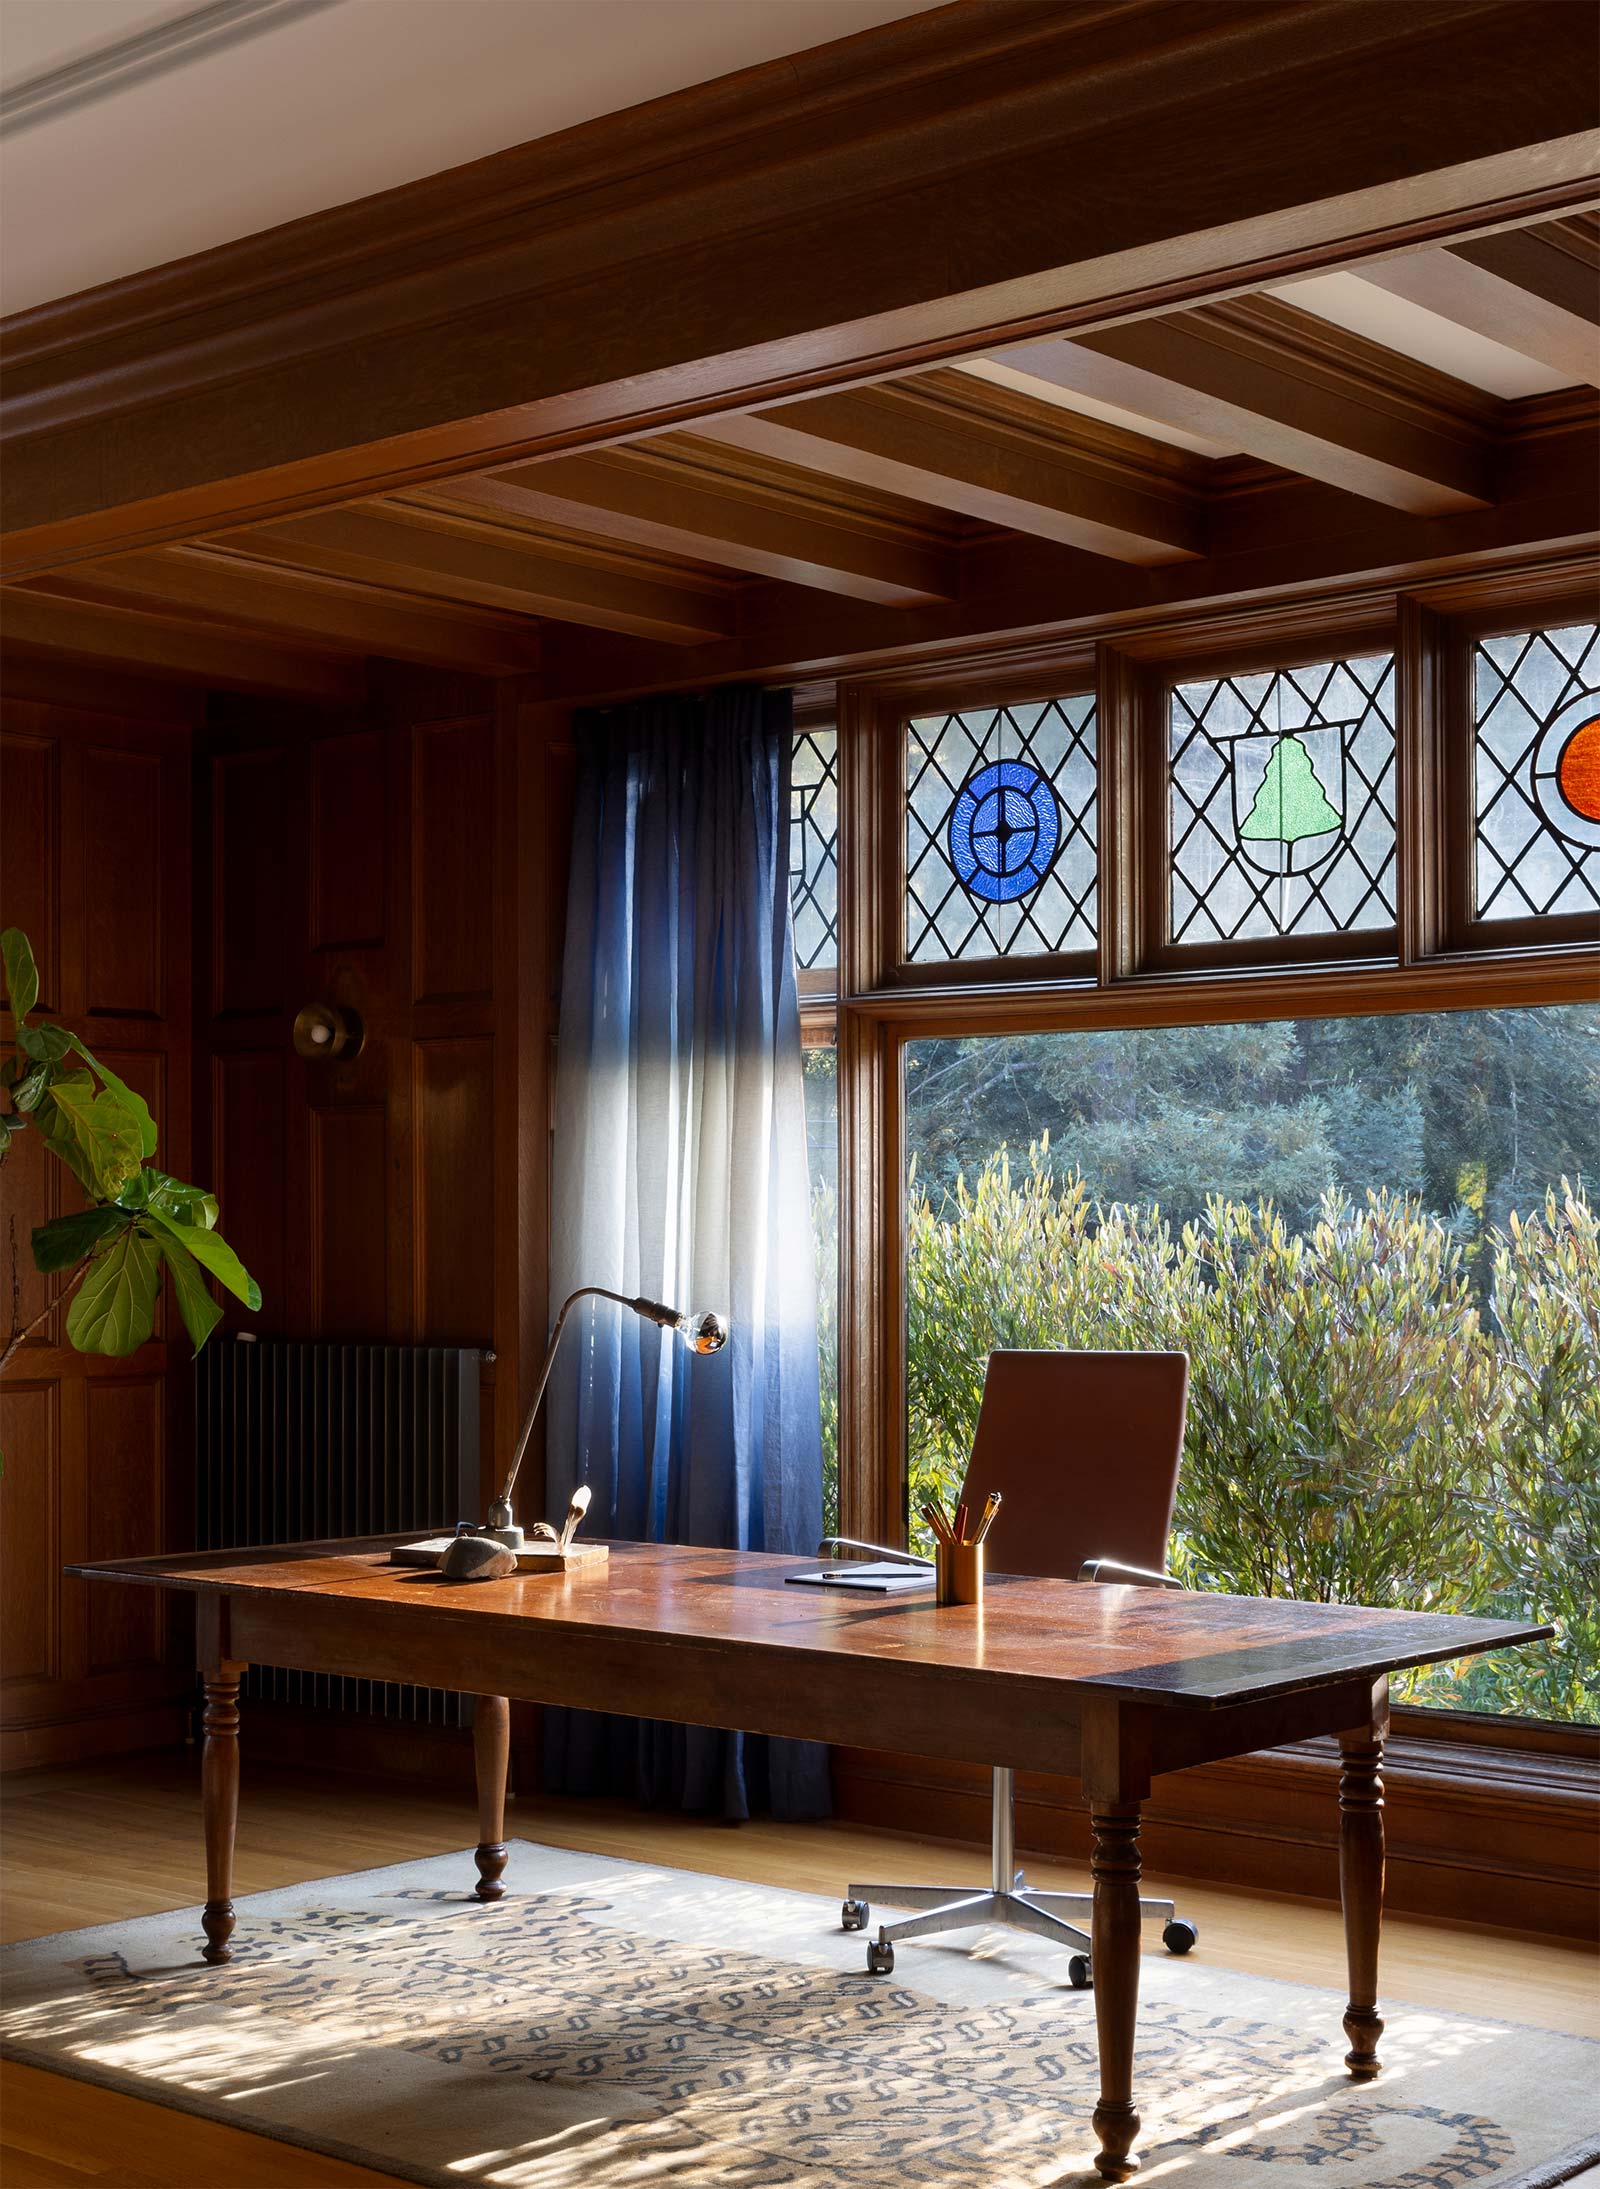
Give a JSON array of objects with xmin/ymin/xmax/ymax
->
[{"xmin": 0, "ymin": 0, "xmax": 338, "ymax": 139}]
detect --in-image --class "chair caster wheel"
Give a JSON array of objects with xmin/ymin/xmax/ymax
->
[
  {"xmin": 1068, "ymin": 1955, "xmax": 1093, "ymax": 1990},
  {"xmin": 1162, "ymin": 1918, "xmax": 1199, "ymax": 1955},
  {"xmin": 866, "ymin": 1938, "xmax": 895, "ymax": 1975},
  {"xmin": 841, "ymin": 1898, "xmax": 868, "ymax": 1932}
]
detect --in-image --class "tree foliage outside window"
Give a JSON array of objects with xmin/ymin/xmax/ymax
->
[{"xmin": 901, "ymin": 1006, "xmax": 1600, "ymax": 1723}]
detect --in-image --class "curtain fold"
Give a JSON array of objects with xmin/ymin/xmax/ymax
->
[{"xmin": 543, "ymin": 684, "xmax": 829, "ymax": 1820}]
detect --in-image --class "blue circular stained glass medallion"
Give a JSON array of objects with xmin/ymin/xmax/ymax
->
[{"xmin": 946, "ymin": 759, "xmax": 1061, "ymax": 903}]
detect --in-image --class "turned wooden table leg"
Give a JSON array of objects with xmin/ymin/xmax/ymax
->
[
  {"xmin": 473, "ymin": 1695, "xmax": 510, "ymax": 1901},
  {"xmin": 1090, "ymin": 1802, "xmax": 1145, "ymax": 2182},
  {"xmin": 200, "ymin": 1675, "xmax": 246, "ymax": 1964},
  {"xmin": 1339, "ymin": 1699, "xmax": 1387, "ymax": 2079}
]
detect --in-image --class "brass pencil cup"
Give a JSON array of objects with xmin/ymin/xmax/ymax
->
[{"xmin": 935, "ymin": 1539, "xmax": 984, "ymax": 1607}]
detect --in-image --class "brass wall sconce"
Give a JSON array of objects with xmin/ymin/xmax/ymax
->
[{"xmin": 292, "ymin": 1002, "xmax": 364, "ymax": 1061}]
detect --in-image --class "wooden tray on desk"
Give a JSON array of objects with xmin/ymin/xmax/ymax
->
[{"xmin": 389, "ymin": 1537, "xmax": 610, "ymax": 1574}]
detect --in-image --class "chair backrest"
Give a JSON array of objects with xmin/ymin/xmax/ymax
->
[{"xmin": 957, "ymin": 1350, "xmax": 1188, "ymax": 1582}]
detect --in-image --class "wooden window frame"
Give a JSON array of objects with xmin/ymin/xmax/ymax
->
[{"xmin": 831, "ymin": 556, "xmax": 1600, "ymax": 1766}]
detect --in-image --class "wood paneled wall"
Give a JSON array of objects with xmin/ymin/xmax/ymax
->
[
  {"xmin": 195, "ymin": 666, "xmax": 560, "ymax": 1543},
  {"xmin": 1, "ymin": 678, "xmax": 199, "ymax": 1769},
  {"xmin": 1, "ymin": 659, "xmax": 566, "ymax": 1775}
]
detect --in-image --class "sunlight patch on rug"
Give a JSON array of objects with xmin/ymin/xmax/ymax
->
[{"xmin": 3, "ymin": 1841, "xmax": 1596, "ymax": 2189}]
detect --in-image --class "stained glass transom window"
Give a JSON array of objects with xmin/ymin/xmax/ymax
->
[
  {"xmin": 1169, "ymin": 654, "xmax": 1397, "ymax": 945},
  {"xmin": 790, "ymin": 725, "xmax": 838, "ymax": 970},
  {"xmin": 906, "ymin": 695, "xmax": 1097, "ymax": 961},
  {"xmin": 1473, "ymin": 623, "xmax": 1600, "ymax": 923}
]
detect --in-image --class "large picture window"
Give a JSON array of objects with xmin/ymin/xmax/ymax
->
[
  {"xmin": 826, "ymin": 573, "xmax": 1598, "ymax": 1751},
  {"xmin": 904, "ymin": 1005, "xmax": 1600, "ymax": 1725}
]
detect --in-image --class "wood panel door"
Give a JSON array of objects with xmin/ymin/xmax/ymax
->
[{"xmin": 1, "ymin": 695, "xmax": 195, "ymax": 1769}]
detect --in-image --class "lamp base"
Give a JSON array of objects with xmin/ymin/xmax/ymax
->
[{"xmin": 389, "ymin": 1537, "xmax": 610, "ymax": 1575}]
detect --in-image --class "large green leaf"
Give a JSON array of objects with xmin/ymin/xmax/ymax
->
[
  {"xmin": 65, "ymin": 1227, "xmax": 161, "ymax": 1356},
  {"xmin": 11, "ymin": 1062, "xmax": 50, "ymax": 1113},
  {"xmin": 32, "ymin": 1206, "xmax": 132, "ymax": 1273},
  {"xmin": 2, "ymin": 928, "xmax": 38, "ymax": 1023},
  {"xmin": 156, "ymin": 1233, "xmax": 224, "ymax": 1356},
  {"xmin": 35, "ymin": 1074, "xmax": 143, "ymax": 1201},
  {"xmin": 141, "ymin": 1207, "xmax": 260, "ymax": 1309},
  {"xmin": 68, "ymin": 1037, "xmax": 157, "ymax": 1159},
  {"xmin": 16, "ymin": 1023, "xmax": 72, "ymax": 1063},
  {"xmin": 143, "ymin": 1170, "xmax": 218, "ymax": 1230}
]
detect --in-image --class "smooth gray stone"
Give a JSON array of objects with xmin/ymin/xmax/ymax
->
[{"xmin": 439, "ymin": 1534, "xmax": 518, "ymax": 1583}]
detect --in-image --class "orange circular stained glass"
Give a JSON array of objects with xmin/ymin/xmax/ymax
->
[{"xmin": 1557, "ymin": 717, "xmax": 1600, "ymax": 823}]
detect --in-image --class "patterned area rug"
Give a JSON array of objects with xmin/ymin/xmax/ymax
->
[{"xmin": 3, "ymin": 1841, "xmax": 1596, "ymax": 2188}]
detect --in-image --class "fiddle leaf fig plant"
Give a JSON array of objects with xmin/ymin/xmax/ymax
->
[{"xmin": 1, "ymin": 925, "xmax": 260, "ymax": 1374}]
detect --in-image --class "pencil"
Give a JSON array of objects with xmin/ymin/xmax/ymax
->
[
  {"xmin": 973, "ymin": 1491, "xmax": 1003, "ymax": 1546},
  {"xmin": 919, "ymin": 1499, "xmax": 955, "ymax": 1548}
]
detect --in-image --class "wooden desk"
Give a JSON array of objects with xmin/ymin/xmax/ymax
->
[{"xmin": 71, "ymin": 1536, "xmax": 1550, "ymax": 2183}]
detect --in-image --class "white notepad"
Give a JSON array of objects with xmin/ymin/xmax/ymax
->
[{"xmin": 785, "ymin": 1561, "xmax": 935, "ymax": 1592}]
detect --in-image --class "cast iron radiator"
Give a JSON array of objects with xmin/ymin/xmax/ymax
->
[{"xmin": 196, "ymin": 1336, "xmax": 485, "ymax": 1725}]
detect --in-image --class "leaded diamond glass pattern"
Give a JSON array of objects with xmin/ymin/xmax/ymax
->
[
  {"xmin": 905, "ymin": 695, "xmax": 1097, "ymax": 961},
  {"xmin": 1473, "ymin": 623, "xmax": 1600, "ymax": 923},
  {"xmin": 1169, "ymin": 654, "xmax": 1397, "ymax": 945},
  {"xmin": 790, "ymin": 726, "xmax": 838, "ymax": 970}
]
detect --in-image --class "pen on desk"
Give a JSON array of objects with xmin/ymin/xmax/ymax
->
[{"xmin": 972, "ymin": 1491, "xmax": 1002, "ymax": 1546}]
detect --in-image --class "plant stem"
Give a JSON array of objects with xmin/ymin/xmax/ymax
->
[{"xmin": 0, "ymin": 1256, "xmax": 93, "ymax": 1375}]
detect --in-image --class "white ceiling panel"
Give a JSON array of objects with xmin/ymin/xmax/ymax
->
[
  {"xmin": 1271, "ymin": 268, "xmax": 1572, "ymax": 398},
  {"xmin": 957, "ymin": 357, "xmax": 1241, "ymax": 458}
]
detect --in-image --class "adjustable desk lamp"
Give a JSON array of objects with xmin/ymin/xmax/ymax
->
[{"xmin": 486, "ymin": 1285, "xmax": 727, "ymax": 1547}]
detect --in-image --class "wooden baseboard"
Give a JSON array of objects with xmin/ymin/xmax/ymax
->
[
  {"xmin": 832, "ymin": 1724, "xmax": 1599, "ymax": 1941},
  {"xmin": 0, "ymin": 1702, "xmax": 188, "ymax": 1774}
]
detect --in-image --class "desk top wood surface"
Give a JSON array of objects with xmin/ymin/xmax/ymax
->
[{"xmin": 69, "ymin": 1537, "xmax": 1550, "ymax": 1713}]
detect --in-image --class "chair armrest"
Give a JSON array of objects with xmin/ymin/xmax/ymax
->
[
  {"xmin": 816, "ymin": 1535, "xmax": 936, "ymax": 1569},
  {"xmin": 1077, "ymin": 1557, "xmax": 1184, "ymax": 1590}
]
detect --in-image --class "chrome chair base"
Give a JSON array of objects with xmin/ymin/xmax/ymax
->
[
  {"xmin": 843, "ymin": 1879, "xmax": 1192, "ymax": 1984},
  {"xmin": 841, "ymin": 1767, "xmax": 1198, "ymax": 1985}
]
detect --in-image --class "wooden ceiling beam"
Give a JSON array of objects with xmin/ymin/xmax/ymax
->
[
  {"xmin": 29, "ymin": 544, "xmax": 544, "ymax": 673},
  {"xmin": 525, "ymin": 397, "xmax": 1598, "ymax": 702},
  {"xmin": 213, "ymin": 506, "xmax": 736, "ymax": 644},
  {"xmin": 4, "ymin": 0, "xmax": 1595, "ymax": 571},
  {"xmin": 695, "ymin": 375, "xmax": 1205, "ymax": 563},
  {"xmin": 0, "ymin": 586, "xmax": 363, "ymax": 701},
  {"xmin": 1004, "ymin": 296, "xmax": 1497, "ymax": 513},
  {"xmin": 1358, "ymin": 225, "xmax": 1600, "ymax": 388},
  {"xmin": 427, "ymin": 441, "xmax": 959, "ymax": 606}
]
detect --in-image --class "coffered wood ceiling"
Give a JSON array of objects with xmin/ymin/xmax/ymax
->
[{"xmin": 1, "ymin": 4, "xmax": 1596, "ymax": 701}]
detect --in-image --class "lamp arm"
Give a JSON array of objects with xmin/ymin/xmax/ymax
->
[{"xmin": 493, "ymin": 1285, "xmax": 668, "ymax": 1521}]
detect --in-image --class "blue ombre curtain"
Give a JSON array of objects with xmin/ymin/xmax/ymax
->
[{"xmin": 542, "ymin": 684, "xmax": 830, "ymax": 1820}]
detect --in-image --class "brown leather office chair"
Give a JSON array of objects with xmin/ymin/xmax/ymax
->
[{"xmin": 827, "ymin": 1349, "xmax": 1199, "ymax": 1985}]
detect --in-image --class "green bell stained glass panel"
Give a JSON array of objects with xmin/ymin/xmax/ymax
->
[{"xmin": 1169, "ymin": 654, "xmax": 1397, "ymax": 946}]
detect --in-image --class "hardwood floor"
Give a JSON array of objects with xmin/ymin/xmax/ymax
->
[{"xmin": 3, "ymin": 1748, "xmax": 1596, "ymax": 2188}]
